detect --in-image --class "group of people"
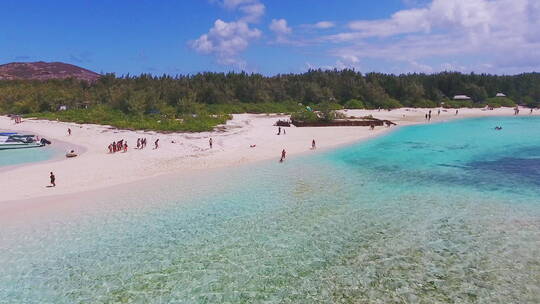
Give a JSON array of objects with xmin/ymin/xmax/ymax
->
[
  {"xmin": 107, "ymin": 137, "xmax": 161, "ymax": 153},
  {"xmin": 108, "ymin": 139, "xmax": 129, "ymax": 153},
  {"xmin": 280, "ymin": 139, "xmax": 316, "ymax": 163},
  {"xmin": 12, "ymin": 115, "xmax": 22, "ymax": 124},
  {"xmin": 277, "ymin": 126, "xmax": 286, "ymax": 135},
  {"xmin": 425, "ymin": 109, "xmax": 442, "ymax": 121},
  {"xmin": 136, "ymin": 138, "xmax": 151, "ymax": 149}
]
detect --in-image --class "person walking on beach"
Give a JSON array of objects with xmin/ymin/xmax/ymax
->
[
  {"xmin": 49, "ymin": 172, "xmax": 56, "ymax": 187},
  {"xmin": 154, "ymin": 139, "xmax": 159, "ymax": 149},
  {"xmin": 137, "ymin": 138, "xmax": 141, "ymax": 149},
  {"xmin": 124, "ymin": 142, "xmax": 128, "ymax": 152},
  {"xmin": 277, "ymin": 127, "xmax": 281, "ymax": 135},
  {"xmin": 438, "ymin": 109, "xmax": 441, "ymax": 116},
  {"xmin": 67, "ymin": 128, "xmax": 71, "ymax": 136},
  {"xmin": 312, "ymin": 139, "xmax": 316, "ymax": 150},
  {"xmin": 209, "ymin": 138, "xmax": 213, "ymax": 149},
  {"xmin": 455, "ymin": 109, "xmax": 459, "ymax": 115},
  {"xmin": 280, "ymin": 149, "xmax": 286, "ymax": 162}
]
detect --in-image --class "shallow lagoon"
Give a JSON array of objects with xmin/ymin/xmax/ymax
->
[
  {"xmin": 0, "ymin": 145, "xmax": 58, "ymax": 168},
  {"xmin": 1, "ymin": 117, "xmax": 539, "ymax": 303}
]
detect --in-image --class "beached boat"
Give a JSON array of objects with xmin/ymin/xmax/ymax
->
[{"xmin": 0, "ymin": 133, "xmax": 46, "ymax": 150}]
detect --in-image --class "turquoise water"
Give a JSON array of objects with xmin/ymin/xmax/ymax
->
[
  {"xmin": 1, "ymin": 117, "xmax": 539, "ymax": 303},
  {"xmin": 0, "ymin": 145, "xmax": 58, "ymax": 168}
]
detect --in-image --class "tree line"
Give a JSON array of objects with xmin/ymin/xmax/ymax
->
[{"xmin": 1, "ymin": 70, "xmax": 539, "ymax": 116}]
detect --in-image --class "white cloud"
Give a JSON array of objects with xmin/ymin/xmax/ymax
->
[
  {"xmin": 192, "ymin": 0, "xmax": 265, "ymax": 67},
  {"xmin": 221, "ymin": 0, "xmax": 256, "ymax": 9},
  {"xmin": 239, "ymin": 3, "xmax": 265, "ymax": 22},
  {"xmin": 191, "ymin": 19, "xmax": 262, "ymax": 66},
  {"xmin": 313, "ymin": 21, "xmax": 335, "ymax": 29},
  {"xmin": 348, "ymin": 7, "xmax": 430, "ymax": 37},
  {"xmin": 324, "ymin": 0, "xmax": 540, "ymax": 73},
  {"xmin": 269, "ymin": 19, "xmax": 292, "ymax": 35}
]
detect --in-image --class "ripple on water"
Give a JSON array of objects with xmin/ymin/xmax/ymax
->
[{"xmin": 1, "ymin": 117, "xmax": 540, "ymax": 303}]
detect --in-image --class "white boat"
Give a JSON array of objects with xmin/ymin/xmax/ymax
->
[{"xmin": 0, "ymin": 133, "xmax": 46, "ymax": 150}]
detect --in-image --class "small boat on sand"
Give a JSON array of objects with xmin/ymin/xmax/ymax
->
[{"xmin": 66, "ymin": 150, "xmax": 78, "ymax": 158}]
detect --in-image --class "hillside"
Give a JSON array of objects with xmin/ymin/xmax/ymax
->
[{"xmin": 0, "ymin": 61, "xmax": 100, "ymax": 82}]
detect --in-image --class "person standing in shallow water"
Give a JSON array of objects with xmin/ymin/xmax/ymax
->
[
  {"xmin": 280, "ymin": 149, "xmax": 286, "ymax": 162},
  {"xmin": 312, "ymin": 139, "xmax": 316, "ymax": 150},
  {"xmin": 49, "ymin": 172, "xmax": 56, "ymax": 187}
]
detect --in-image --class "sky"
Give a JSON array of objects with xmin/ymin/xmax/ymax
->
[{"xmin": 1, "ymin": 0, "xmax": 539, "ymax": 76}]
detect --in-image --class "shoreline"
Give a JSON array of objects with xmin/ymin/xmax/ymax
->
[
  {"xmin": 0, "ymin": 107, "xmax": 537, "ymax": 203},
  {"xmin": 0, "ymin": 131, "xmax": 86, "ymax": 173}
]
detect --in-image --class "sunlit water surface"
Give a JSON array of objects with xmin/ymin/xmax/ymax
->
[
  {"xmin": 1, "ymin": 117, "xmax": 539, "ymax": 303},
  {"xmin": 0, "ymin": 143, "xmax": 58, "ymax": 168}
]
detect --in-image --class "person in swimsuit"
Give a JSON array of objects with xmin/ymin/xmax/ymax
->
[
  {"xmin": 280, "ymin": 149, "xmax": 286, "ymax": 162},
  {"xmin": 209, "ymin": 138, "xmax": 213, "ymax": 149},
  {"xmin": 154, "ymin": 139, "xmax": 159, "ymax": 149},
  {"xmin": 312, "ymin": 139, "xmax": 316, "ymax": 149},
  {"xmin": 50, "ymin": 172, "xmax": 56, "ymax": 187}
]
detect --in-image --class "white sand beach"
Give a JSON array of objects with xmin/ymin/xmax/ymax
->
[{"xmin": 0, "ymin": 107, "xmax": 537, "ymax": 202}]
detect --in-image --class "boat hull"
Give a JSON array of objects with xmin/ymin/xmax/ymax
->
[{"xmin": 0, "ymin": 143, "xmax": 45, "ymax": 150}]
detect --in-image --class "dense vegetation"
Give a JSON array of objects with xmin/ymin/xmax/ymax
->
[{"xmin": 0, "ymin": 70, "xmax": 539, "ymax": 131}]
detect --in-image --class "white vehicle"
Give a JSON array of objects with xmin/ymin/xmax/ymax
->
[{"xmin": 0, "ymin": 133, "xmax": 46, "ymax": 150}]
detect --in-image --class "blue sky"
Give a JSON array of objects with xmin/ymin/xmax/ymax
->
[{"xmin": 1, "ymin": 0, "xmax": 539, "ymax": 75}]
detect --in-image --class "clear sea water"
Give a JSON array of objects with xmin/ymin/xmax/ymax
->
[
  {"xmin": 1, "ymin": 117, "xmax": 539, "ymax": 303},
  {"xmin": 0, "ymin": 144, "xmax": 58, "ymax": 168}
]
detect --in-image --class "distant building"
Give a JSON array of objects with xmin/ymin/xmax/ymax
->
[
  {"xmin": 495, "ymin": 93, "xmax": 506, "ymax": 97},
  {"xmin": 453, "ymin": 95, "xmax": 471, "ymax": 100}
]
